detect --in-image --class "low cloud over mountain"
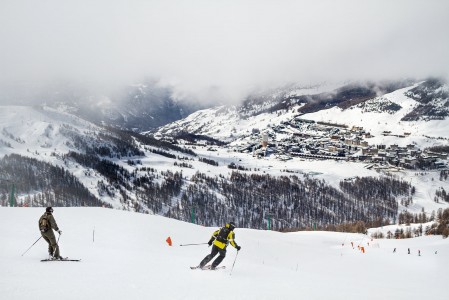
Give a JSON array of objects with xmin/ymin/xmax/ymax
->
[{"xmin": 1, "ymin": 0, "xmax": 448, "ymax": 105}]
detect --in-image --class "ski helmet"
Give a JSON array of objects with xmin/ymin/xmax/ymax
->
[
  {"xmin": 46, "ymin": 207, "xmax": 53, "ymax": 213},
  {"xmin": 226, "ymin": 222, "xmax": 236, "ymax": 231}
]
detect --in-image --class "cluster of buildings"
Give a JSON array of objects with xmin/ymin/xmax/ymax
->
[{"xmin": 246, "ymin": 118, "xmax": 448, "ymax": 170}]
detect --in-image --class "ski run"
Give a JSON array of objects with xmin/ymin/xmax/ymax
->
[{"xmin": 1, "ymin": 207, "xmax": 448, "ymax": 300}]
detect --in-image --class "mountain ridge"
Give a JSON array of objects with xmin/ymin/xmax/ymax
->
[{"xmin": 1, "ymin": 78, "xmax": 449, "ymax": 230}]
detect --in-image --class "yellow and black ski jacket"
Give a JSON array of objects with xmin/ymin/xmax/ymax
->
[{"xmin": 208, "ymin": 227, "xmax": 239, "ymax": 250}]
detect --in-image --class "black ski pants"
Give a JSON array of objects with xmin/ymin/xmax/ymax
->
[{"xmin": 199, "ymin": 245, "xmax": 226, "ymax": 268}]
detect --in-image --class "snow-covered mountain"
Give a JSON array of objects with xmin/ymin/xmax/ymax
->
[
  {"xmin": 150, "ymin": 78, "xmax": 449, "ymax": 224},
  {"xmin": 1, "ymin": 207, "xmax": 448, "ymax": 300},
  {"xmin": 0, "ymin": 81, "xmax": 205, "ymax": 132},
  {"xmin": 67, "ymin": 83, "xmax": 204, "ymax": 131},
  {"xmin": 0, "ymin": 104, "xmax": 196, "ymax": 211},
  {"xmin": 403, "ymin": 78, "xmax": 449, "ymax": 121},
  {"xmin": 156, "ymin": 79, "xmax": 449, "ymax": 149},
  {"xmin": 1, "ymin": 78, "xmax": 449, "ymax": 231}
]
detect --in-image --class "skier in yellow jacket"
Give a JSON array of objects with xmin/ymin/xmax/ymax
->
[{"xmin": 198, "ymin": 222, "xmax": 241, "ymax": 270}]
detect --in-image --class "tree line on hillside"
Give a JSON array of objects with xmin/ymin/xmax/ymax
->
[
  {"xmin": 65, "ymin": 151, "xmax": 183, "ymax": 213},
  {"xmin": 59, "ymin": 125, "xmax": 144, "ymax": 158},
  {"xmin": 1, "ymin": 153, "xmax": 417, "ymax": 232},
  {"xmin": 173, "ymin": 132, "xmax": 226, "ymax": 146},
  {"xmin": 167, "ymin": 172, "xmax": 408, "ymax": 230},
  {"xmin": 434, "ymin": 188, "xmax": 449, "ymax": 203},
  {"xmin": 122, "ymin": 128, "xmax": 197, "ymax": 156},
  {"xmin": 0, "ymin": 154, "xmax": 110, "ymax": 208},
  {"xmin": 428, "ymin": 145, "xmax": 449, "ymax": 154},
  {"xmin": 289, "ymin": 207, "xmax": 448, "ymax": 239},
  {"xmin": 371, "ymin": 208, "xmax": 449, "ymax": 239},
  {"xmin": 339, "ymin": 176, "xmax": 412, "ymax": 201},
  {"xmin": 397, "ymin": 209, "xmax": 432, "ymax": 225},
  {"xmin": 440, "ymin": 170, "xmax": 449, "ymax": 181},
  {"xmin": 282, "ymin": 219, "xmax": 386, "ymax": 234},
  {"xmin": 427, "ymin": 208, "xmax": 449, "ymax": 238}
]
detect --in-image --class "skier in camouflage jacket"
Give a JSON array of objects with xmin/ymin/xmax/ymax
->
[{"xmin": 38, "ymin": 207, "xmax": 63, "ymax": 259}]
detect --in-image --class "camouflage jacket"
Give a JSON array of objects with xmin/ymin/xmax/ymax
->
[{"xmin": 38, "ymin": 212, "xmax": 59, "ymax": 232}]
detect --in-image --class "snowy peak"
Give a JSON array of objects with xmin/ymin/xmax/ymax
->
[
  {"xmin": 402, "ymin": 78, "xmax": 449, "ymax": 121},
  {"xmin": 155, "ymin": 106, "xmax": 240, "ymax": 141},
  {"xmin": 237, "ymin": 80, "xmax": 413, "ymax": 117},
  {"xmin": 0, "ymin": 105, "xmax": 100, "ymax": 154}
]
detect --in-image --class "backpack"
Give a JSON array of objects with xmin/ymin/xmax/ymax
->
[
  {"xmin": 39, "ymin": 215, "xmax": 50, "ymax": 233},
  {"xmin": 215, "ymin": 227, "xmax": 231, "ymax": 244}
]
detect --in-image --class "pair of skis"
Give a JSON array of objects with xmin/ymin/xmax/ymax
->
[
  {"xmin": 41, "ymin": 257, "xmax": 81, "ymax": 262},
  {"xmin": 190, "ymin": 265, "xmax": 225, "ymax": 270}
]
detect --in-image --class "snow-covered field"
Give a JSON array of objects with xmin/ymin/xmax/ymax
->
[{"xmin": 1, "ymin": 207, "xmax": 448, "ymax": 300}]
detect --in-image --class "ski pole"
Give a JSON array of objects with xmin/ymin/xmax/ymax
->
[
  {"xmin": 230, "ymin": 250, "xmax": 239, "ymax": 276},
  {"xmin": 179, "ymin": 243, "xmax": 208, "ymax": 246},
  {"xmin": 21, "ymin": 236, "xmax": 42, "ymax": 256},
  {"xmin": 53, "ymin": 232, "xmax": 61, "ymax": 257}
]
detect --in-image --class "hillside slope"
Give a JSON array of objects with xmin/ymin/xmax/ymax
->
[
  {"xmin": 1, "ymin": 103, "xmax": 449, "ymax": 229},
  {"xmin": 156, "ymin": 81, "xmax": 449, "ymax": 149},
  {"xmin": 1, "ymin": 207, "xmax": 448, "ymax": 300}
]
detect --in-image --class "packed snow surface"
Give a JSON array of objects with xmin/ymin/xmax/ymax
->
[{"xmin": 1, "ymin": 207, "xmax": 448, "ymax": 300}]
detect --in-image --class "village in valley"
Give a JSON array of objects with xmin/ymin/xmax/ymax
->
[{"xmin": 220, "ymin": 116, "xmax": 449, "ymax": 172}]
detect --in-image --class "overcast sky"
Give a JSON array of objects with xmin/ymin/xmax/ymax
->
[{"xmin": 1, "ymin": 0, "xmax": 448, "ymax": 103}]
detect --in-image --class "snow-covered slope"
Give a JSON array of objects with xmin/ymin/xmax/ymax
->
[
  {"xmin": 305, "ymin": 84, "xmax": 449, "ymax": 149},
  {"xmin": 152, "ymin": 81, "xmax": 449, "ymax": 218},
  {"xmin": 0, "ymin": 105, "xmax": 126, "ymax": 207},
  {"xmin": 1, "ymin": 207, "xmax": 448, "ymax": 300},
  {"xmin": 0, "ymin": 105, "xmax": 99, "ymax": 157},
  {"xmin": 155, "ymin": 82, "xmax": 349, "ymax": 143},
  {"xmin": 2, "ymin": 98, "xmax": 449, "ymax": 219},
  {"xmin": 156, "ymin": 104, "xmax": 300, "ymax": 144},
  {"xmin": 157, "ymin": 82, "xmax": 449, "ymax": 149}
]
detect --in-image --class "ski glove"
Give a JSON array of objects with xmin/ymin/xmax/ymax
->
[
  {"xmin": 57, "ymin": 230, "xmax": 62, "ymax": 235},
  {"xmin": 236, "ymin": 245, "xmax": 241, "ymax": 251},
  {"xmin": 208, "ymin": 240, "xmax": 212, "ymax": 246}
]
